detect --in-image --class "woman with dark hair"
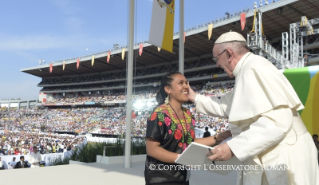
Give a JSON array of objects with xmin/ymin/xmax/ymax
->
[{"xmin": 144, "ymin": 71, "xmax": 231, "ymax": 185}]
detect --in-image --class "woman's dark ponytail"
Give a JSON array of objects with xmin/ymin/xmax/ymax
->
[{"xmin": 155, "ymin": 71, "xmax": 182, "ymax": 105}]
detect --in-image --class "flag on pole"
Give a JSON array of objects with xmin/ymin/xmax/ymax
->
[
  {"xmin": 49, "ymin": 63, "xmax": 53, "ymax": 73},
  {"xmin": 208, "ymin": 24, "xmax": 213, "ymax": 40},
  {"xmin": 91, "ymin": 55, "xmax": 95, "ymax": 66},
  {"xmin": 149, "ymin": 0, "xmax": 175, "ymax": 53},
  {"xmin": 122, "ymin": 48, "xmax": 126, "ymax": 60},
  {"xmin": 139, "ymin": 44, "xmax": 144, "ymax": 56},
  {"xmin": 63, "ymin": 61, "xmax": 66, "ymax": 71},
  {"xmin": 158, "ymin": 47, "xmax": 161, "ymax": 52},
  {"xmin": 77, "ymin": 59, "xmax": 80, "ymax": 69},
  {"xmin": 240, "ymin": 13, "xmax": 246, "ymax": 30},
  {"xmin": 107, "ymin": 51, "xmax": 111, "ymax": 63}
]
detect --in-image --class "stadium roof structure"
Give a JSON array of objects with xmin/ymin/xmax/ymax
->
[{"xmin": 21, "ymin": 0, "xmax": 319, "ymax": 78}]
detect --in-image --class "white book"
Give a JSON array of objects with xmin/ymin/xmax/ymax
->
[{"xmin": 175, "ymin": 140, "xmax": 241, "ymax": 175}]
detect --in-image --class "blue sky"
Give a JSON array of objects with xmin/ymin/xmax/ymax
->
[{"xmin": 0, "ymin": 0, "xmax": 256, "ymax": 100}]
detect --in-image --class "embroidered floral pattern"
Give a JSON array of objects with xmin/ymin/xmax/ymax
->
[
  {"xmin": 178, "ymin": 142, "xmax": 183, "ymax": 148},
  {"xmin": 152, "ymin": 104, "xmax": 196, "ymax": 149},
  {"xmin": 191, "ymin": 119, "xmax": 195, "ymax": 126},
  {"xmin": 164, "ymin": 117, "xmax": 171, "ymax": 127},
  {"xmin": 190, "ymin": 130, "xmax": 195, "ymax": 139},
  {"xmin": 174, "ymin": 129, "xmax": 183, "ymax": 140},
  {"xmin": 177, "ymin": 124, "xmax": 183, "ymax": 130},
  {"xmin": 186, "ymin": 124, "xmax": 190, "ymax": 131},
  {"xmin": 151, "ymin": 112, "xmax": 157, "ymax": 121}
]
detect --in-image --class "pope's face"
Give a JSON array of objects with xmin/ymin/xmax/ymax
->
[{"xmin": 212, "ymin": 45, "xmax": 234, "ymax": 78}]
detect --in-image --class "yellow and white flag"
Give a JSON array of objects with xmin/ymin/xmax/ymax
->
[
  {"xmin": 208, "ymin": 24, "xmax": 213, "ymax": 40},
  {"xmin": 63, "ymin": 61, "xmax": 66, "ymax": 71},
  {"xmin": 91, "ymin": 55, "xmax": 95, "ymax": 66},
  {"xmin": 122, "ymin": 48, "xmax": 126, "ymax": 60},
  {"xmin": 149, "ymin": 0, "xmax": 175, "ymax": 53}
]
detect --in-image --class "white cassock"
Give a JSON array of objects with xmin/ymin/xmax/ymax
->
[
  {"xmin": 29, "ymin": 152, "xmax": 42, "ymax": 168},
  {"xmin": 196, "ymin": 52, "xmax": 319, "ymax": 185}
]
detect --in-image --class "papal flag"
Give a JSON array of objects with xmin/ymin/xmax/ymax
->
[{"xmin": 149, "ymin": 0, "xmax": 175, "ymax": 53}]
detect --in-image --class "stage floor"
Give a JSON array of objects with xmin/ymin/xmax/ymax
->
[{"xmin": 0, "ymin": 161, "xmax": 237, "ymax": 185}]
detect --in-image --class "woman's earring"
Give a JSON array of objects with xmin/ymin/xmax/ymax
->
[{"xmin": 165, "ymin": 95, "xmax": 169, "ymax": 104}]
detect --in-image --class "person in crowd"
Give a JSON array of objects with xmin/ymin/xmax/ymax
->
[
  {"xmin": 0, "ymin": 157, "xmax": 4, "ymax": 170},
  {"xmin": 203, "ymin": 126, "xmax": 211, "ymax": 138},
  {"xmin": 29, "ymin": 146, "xmax": 41, "ymax": 168},
  {"xmin": 188, "ymin": 31, "xmax": 319, "ymax": 185},
  {"xmin": 10, "ymin": 157, "xmax": 17, "ymax": 169},
  {"xmin": 15, "ymin": 156, "xmax": 29, "ymax": 169},
  {"xmin": 29, "ymin": 144, "xmax": 33, "ymax": 154},
  {"xmin": 144, "ymin": 72, "xmax": 230, "ymax": 185},
  {"xmin": 59, "ymin": 142, "xmax": 64, "ymax": 153},
  {"xmin": 52, "ymin": 143, "xmax": 56, "ymax": 153},
  {"xmin": 14, "ymin": 148, "xmax": 21, "ymax": 155}
]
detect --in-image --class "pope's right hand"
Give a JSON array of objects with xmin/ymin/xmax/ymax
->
[{"xmin": 187, "ymin": 84, "xmax": 197, "ymax": 103}]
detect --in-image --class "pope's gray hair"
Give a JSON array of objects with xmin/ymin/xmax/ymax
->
[{"xmin": 219, "ymin": 41, "xmax": 249, "ymax": 55}]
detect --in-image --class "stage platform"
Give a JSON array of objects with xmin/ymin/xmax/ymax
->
[{"xmin": 0, "ymin": 161, "xmax": 237, "ymax": 185}]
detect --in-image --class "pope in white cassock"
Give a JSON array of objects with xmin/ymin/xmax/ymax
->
[{"xmin": 188, "ymin": 31, "xmax": 319, "ymax": 185}]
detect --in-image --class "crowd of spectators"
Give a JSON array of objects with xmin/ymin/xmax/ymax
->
[
  {"xmin": 43, "ymin": 82, "xmax": 233, "ymax": 105},
  {"xmin": 0, "ymin": 132, "xmax": 86, "ymax": 156},
  {"xmin": 45, "ymin": 89, "xmax": 157, "ymax": 104},
  {"xmin": 192, "ymin": 82, "xmax": 234, "ymax": 96},
  {"xmin": 1, "ymin": 83, "xmax": 234, "ymax": 141},
  {"xmin": 0, "ymin": 107, "xmax": 125, "ymax": 134}
]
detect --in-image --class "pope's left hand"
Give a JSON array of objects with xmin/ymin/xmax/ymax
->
[{"xmin": 207, "ymin": 143, "xmax": 234, "ymax": 161}]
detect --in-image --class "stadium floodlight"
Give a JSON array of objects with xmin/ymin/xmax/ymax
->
[
  {"xmin": 147, "ymin": 102, "xmax": 153, "ymax": 107},
  {"xmin": 254, "ymin": 2, "xmax": 257, "ymax": 9},
  {"xmin": 265, "ymin": 0, "xmax": 268, "ymax": 5},
  {"xmin": 134, "ymin": 101, "xmax": 144, "ymax": 110},
  {"xmin": 259, "ymin": 0, "xmax": 263, "ymax": 7}
]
